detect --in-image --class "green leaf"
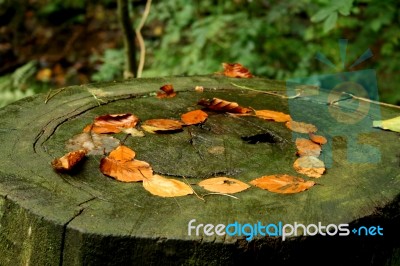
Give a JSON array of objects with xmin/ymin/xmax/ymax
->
[
  {"xmin": 311, "ymin": 8, "xmax": 334, "ymax": 23},
  {"xmin": 323, "ymin": 12, "xmax": 338, "ymax": 33},
  {"xmin": 337, "ymin": 0, "xmax": 354, "ymax": 16}
]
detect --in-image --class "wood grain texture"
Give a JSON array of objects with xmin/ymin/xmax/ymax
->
[{"xmin": 0, "ymin": 76, "xmax": 399, "ymax": 265}]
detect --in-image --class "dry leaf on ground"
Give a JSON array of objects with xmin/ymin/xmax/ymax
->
[
  {"xmin": 285, "ymin": 120, "xmax": 317, "ymax": 133},
  {"xmin": 157, "ymin": 84, "xmax": 177, "ymax": 99},
  {"xmin": 66, "ymin": 132, "xmax": 120, "ymax": 155},
  {"xmin": 198, "ymin": 177, "xmax": 250, "ymax": 194},
  {"xmin": 373, "ymin": 116, "xmax": 400, "ymax": 133},
  {"xmin": 255, "ymin": 110, "xmax": 291, "ymax": 122},
  {"xmin": 295, "ymin": 138, "xmax": 322, "ymax": 157},
  {"xmin": 83, "ymin": 113, "xmax": 139, "ymax": 134},
  {"xmin": 309, "ymin": 133, "xmax": 327, "ymax": 145},
  {"xmin": 222, "ymin": 63, "xmax": 253, "ymax": 78},
  {"xmin": 293, "ymin": 156, "xmax": 325, "ymax": 178},
  {"xmin": 143, "ymin": 174, "xmax": 193, "ymax": 197},
  {"xmin": 181, "ymin": 110, "xmax": 208, "ymax": 125},
  {"xmin": 51, "ymin": 149, "xmax": 86, "ymax": 171},
  {"xmin": 121, "ymin": 127, "xmax": 145, "ymax": 137},
  {"xmin": 141, "ymin": 119, "xmax": 183, "ymax": 133},
  {"xmin": 250, "ymin": 174, "xmax": 315, "ymax": 194},
  {"xmin": 198, "ymin": 97, "xmax": 251, "ymax": 114},
  {"xmin": 100, "ymin": 145, "xmax": 153, "ymax": 182}
]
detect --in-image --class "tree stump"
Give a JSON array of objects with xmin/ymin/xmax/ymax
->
[{"xmin": 0, "ymin": 76, "xmax": 399, "ymax": 265}]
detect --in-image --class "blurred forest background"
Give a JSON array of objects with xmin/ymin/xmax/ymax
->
[{"xmin": 0, "ymin": 0, "xmax": 399, "ymax": 108}]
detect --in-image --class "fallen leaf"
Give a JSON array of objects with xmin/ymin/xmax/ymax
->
[
  {"xmin": 100, "ymin": 145, "xmax": 153, "ymax": 182},
  {"xmin": 143, "ymin": 174, "xmax": 193, "ymax": 197},
  {"xmin": 51, "ymin": 149, "xmax": 86, "ymax": 171},
  {"xmin": 285, "ymin": 120, "xmax": 317, "ymax": 133},
  {"xmin": 295, "ymin": 138, "xmax": 322, "ymax": 157},
  {"xmin": 222, "ymin": 63, "xmax": 253, "ymax": 78},
  {"xmin": 198, "ymin": 177, "xmax": 250, "ymax": 194},
  {"xmin": 255, "ymin": 110, "xmax": 291, "ymax": 122},
  {"xmin": 121, "ymin": 127, "xmax": 145, "ymax": 137},
  {"xmin": 309, "ymin": 133, "xmax": 327, "ymax": 145},
  {"xmin": 83, "ymin": 113, "xmax": 139, "ymax": 134},
  {"xmin": 293, "ymin": 156, "xmax": 325, "ymax": 178},
  {"xmin": 108, "ymin": 145, "xmax": 136, "ymax": 162},
  {"xmin": 141, "ymin": 119, "xmax": 183, "ymax": 133},
  {"xmin": 157, "ymin": 84, "xmax": 177, "ymax": 98},
  {"xmin": 66, "ymin": 132, "xmax": 120, "ymax": 155},
  {"xmin": 181, "ymin": 110, "xmax": 208, "ymax": 125},
  {"xmin": 198, "ymin": 98, "xmax": 251, "ymax": 114},
  {"xmin": 250, "ymin": 174, "xmax": 315, "ymax": 194},
  {"xmin": 373, "ymin": 116, "xmax": 400, "ymax": 133}
]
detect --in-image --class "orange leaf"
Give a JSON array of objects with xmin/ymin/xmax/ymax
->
[
  {"xmin": 181, "ymin": 110, "xmax": 208, "ymax": 125},
  {"xmin": 83, "ymin": 113, "xmax": 139, "ymax": 134},
  {"xmin": 100, "ymin": 145, "xmax": 153, "ymax": 182},
  {"xmin": 222, "ymin": 63, "xmax": 253, "ymax": 78},
  {"xmin": 143, "ymin": 175, "xmax": 193, "ymax": 197},
  {"xmin": 51, "ymin": 149, "xmax": 86, "ymax": 171},
  {"xmin": 198, "ymin": 98, "xmax": 251, "ymax": 114},
  {"xmin": 157, "ymin": 84, "xmax": 177, "ymax": 98},
  {"xmin": 141, "ymin": 119, "xmax": 183, "ymax": 133},
  {"xmin": 285, "ymin": 120, "xmax": 317, "ymax": 134},
  {"xmin": 109, "ymin": 145, "xmax": 136, "ymax": 162},
  {"xmin": 293, "ymin": 156, "xmax": 325, "ymax": 178},
  {"xmin": 255, "ymin": 110, "xmax": 291, "ymax": 122},
  {"xmin": 250, "ymin": 174, "xmax": 315, "ymax": 194},
  {"xmin": 309, "ymin": 133, "xmax": 327, "ymax": 145},
  {"xmin": 198, "ymin": 177, "xmax": 250, "ymax": 194},
  {"xmin": 295, "ymin": 138, "xmax": 322, "ymax": 157}
]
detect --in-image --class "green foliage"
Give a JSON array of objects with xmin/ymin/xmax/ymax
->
[
  {"xmin": 91, "ymin": 49, "xmax": 125, "ymax": 82},
  {"xmin": 140, "ymin": 0, "xmax": 400, "ymax": 104}
]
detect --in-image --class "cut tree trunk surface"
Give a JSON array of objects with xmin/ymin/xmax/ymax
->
[{"xmin": 0, "ymin": 76, "xmax": 399, "ymax": 265}]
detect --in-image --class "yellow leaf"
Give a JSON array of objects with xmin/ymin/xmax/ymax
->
[
  {"xmin": 373, "ymin": 116, "xmax": 400, "ymax": 133},
  {"xmin": 250, "ymin": 174, "xmax": 315, "ymax": 194},
  {"xmin": 285, "ymin": 120, "xmax": 317, "ymax": 133},
  {"xmin": 143, "ymin": 175, "xmax": 193, "ymax": 197},
  {"xmin": 198, "ymin": 177, "xmax": 250, "ymax": 194},
  {"xmin": 141, "ymin": 119, "xmax": 183, "ymax": 133},
  {"xmin": 293, "ymin": 156, "xmax": 325, "ymax": 178},
  {"xmin": 255, "ymin": 110, "xmax": 291, "ymax": 122}
]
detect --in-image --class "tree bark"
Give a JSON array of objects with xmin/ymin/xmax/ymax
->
[{"xmin": 117, "ymin": 0, "xmax": 137, "ymax": 79}]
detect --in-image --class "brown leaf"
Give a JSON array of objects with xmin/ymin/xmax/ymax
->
[
  {"xmin": 143, "ymin": 174, "xmax": 193, "ymax": 197},
  {"xmin": 83, "ymin": 113, "xmax": 139, "ymax": 134},
  {"xmin": 309, "ymin": 133, "xmax": 327, "ymax": 145},
  {"xmin": 157, "ymin": 84, "xmax": 177, "ymax": 98},
  {"xmin": 141, "ymin": 119, "xmax": 183, "ymax": 133},
  {"xmin": 198, "ymin": 98, "xmax": 251, "ymax": 114},
  {"xmin": 66, "ymin": 132, "xmax": 120, "ymax": 155},
  {"xmin": 198, "ymin": 177, "xmax": 250, "ymax": 194},
  {"xmin": 285, "ymin": 120, "xmax": 317, "ymax": 134},
  {"xmin": 181, "ymin": 110, "xmax": 208, "ymax": 125},
  {"xmin": 295, "ymin": 138, "xmax": 322, "ymax": 157},
  {"xmin": 100, "ymin": 145, "xmax": 153, "ymax": 182},
  {"xmin": 222, "ymin": 63, "xmax": 253, "ymax": 78},
  {"xmin": 51, "ymin": 149, "xmax": 86, "ymax": 171},
  {"xmin": 250, "ymin": 174, "xmax": 315, "ymax": 194},
  {"xmin": 255, "ymin": 110, "xmax": 291, "ymax": 122},
  {"xmin": 293, "ymin": 156, "xmax": 325, "ymax": 178}
]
